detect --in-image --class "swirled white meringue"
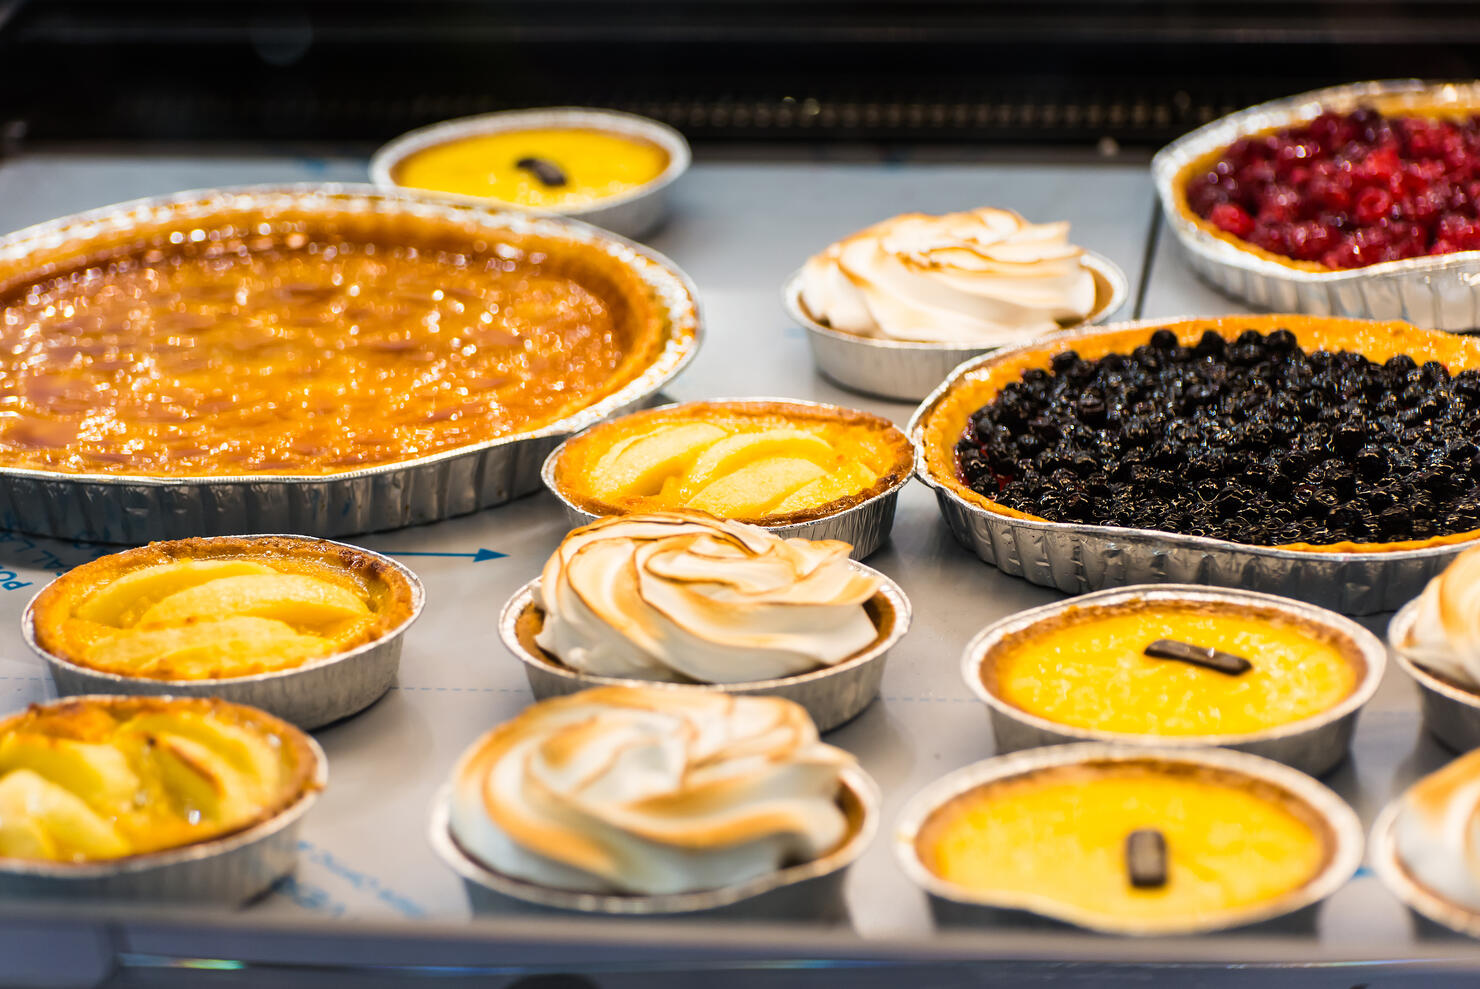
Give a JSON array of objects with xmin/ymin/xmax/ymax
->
[
  {"xmin": 534, "ymin": 512, "xmax": 882, "ymax": 684},
  {"xmin": 798, "ymin": 207, "xmax": 1097, "ymax": 345},
  {"xmin": 448, "ymin": 686, "xmax": 856, "ymax": 894},
  {"xmin": 1399, "ymin": 546, "xmax": 1480, "ymax": 688},
  {"xmin": 1394, "ymin": 747, "xmax": 1480, "ymax": 912}
]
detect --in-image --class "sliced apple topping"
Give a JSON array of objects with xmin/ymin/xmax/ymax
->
[
  {"xmin": 136, "ymin": 574, "xmax": 370, "ymax": 629},
  {"xmin": 82, "ymin": 617, "xmax": 335, "ymax": 679},
  {"xmin": 0, "ymin": 732, "xmax": 141, "ymax": 814},
  {"xmin": 75, "ymin": 560, "xmax": 280, "ymax": 627},
  {"xmin": 0, "ymin": 769, "xmax": 129, "ymax": 861},
  {"xmin": 589, "ymin": 423, "xmax": 729, "ymax": 500},
  {"xmin": 119, "ymin": 712, "xmax": 284, "ymax": 795}
]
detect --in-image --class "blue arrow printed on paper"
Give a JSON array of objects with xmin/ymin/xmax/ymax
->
[{"xmin": 388, "ymin": 549, "xmax": 506, "ymax": 562}]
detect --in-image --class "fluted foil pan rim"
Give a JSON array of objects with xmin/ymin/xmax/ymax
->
[
  {"xmin": 427, "ymin": 765, "xmax": 880, "ymax": 915},
  {"xmin": 961, "ymin": 584, "xmax": 1385, "ymax": 771},
  {"xmin": 498, "ymin": 563, "xmax": 910, "ymax": 732},
  {"xmin": 893, "ymin": 742, "xmax": 1363, "ymax": 936},
  {"xmin": 906, "ymin": 316, "xmax": 1479, "ymax": 613}
]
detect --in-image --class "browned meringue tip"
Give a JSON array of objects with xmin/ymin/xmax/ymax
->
[
  {"xmin": 782, "ymin": 252, "xmax": 1128, "ymax": 403},
  {"xmin": 964, "ymin": 584, "xmax": 1386, "ymax": 778},
  {"xmin": 427, "ymin": 765, "xmax": 879, "ymax": 916},
  {"xmin": 498, "ymin": 567, "xmax": 911, "ymax": 733},
  {"xmin": 1390, "ymin": 598, "xmax": 1480, "ymax": 753}
]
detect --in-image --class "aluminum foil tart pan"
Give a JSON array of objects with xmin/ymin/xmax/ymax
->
[
  {"xmin": 894, "ymin": 743, "xmax": 1363, "ymax": 936},
  {"xmin": 0, "ymin": 184, "xmax": 700, "ymax": 544},
  {"xmin": 1371, "ymin": 775, "xmax": 1480, "ymax": 939},
  {"xmin": 782, "ymin": 251, "xmax": 1128, "ymax": 402},
  {"xmin": 0, "ymin": 695, "xmax": 327, "ymax": 904},
  {"xmin": 541, "ymin": 397, "xmax": 912, "ymax": 560},
  {"xmin": 427, "ymin": 766, "xmax": 879, "ymax": 917},
  {"xmin": 22, "ymin": 535, "xmax": 426, "ymax": 731},
  {"xmin": 907, "ymin": 317, "xmax": 1480, "ymax": 615},
  {"xmin": 498, "ymin": 565, "xmax": 910, "ymax": 733},
  {"xmin": 369, "ymin": 107, "xmax": 691, "ymax": 241},
  {"xmin": 1153, "ymin": 79, "xmax": 1480, "ymax": 331},
  {"xmin": 1388, "ymin": 597, "xmax": 1480, "ymax": 752},
  {"xmin": 962, "ymin": 584, "xmax": 1386, "ymax": 777}
]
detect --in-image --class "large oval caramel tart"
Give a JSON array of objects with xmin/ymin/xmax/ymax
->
[{"xmin": 0, "ymin": 193, "xmax": 689, "ymax": 476}]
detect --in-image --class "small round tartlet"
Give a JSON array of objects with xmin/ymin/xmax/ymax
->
[
  {"xmin": 0, "ymin": 695, "xmax": 324, "ymax": 903},
  {"xmin": 964, "ymin": 585, "xmax": 1384, "ymax": 776},
  {"xmin": 784, "ymin": 206, "xmax": 1127, "ymax": 401},
  {"xmin": 896, "ymin": 744, "xmax": 1361, "ymax": 936},
  {"xmin": 1388, "ymin": 544, "xmax": 1480, "ymax": 751},
  {"xmin": 542, "ymin": 398, "xmax": 914, "ymax": 560},
  {"xmin": 500, "ymin": 512, "xmax": 911, "ymax": 731},
  {"xmin": 26, "ymin": 535, "xmax": 424, "ymax": 729},
  {"xmin": 1372, "ymin": 746, "xmax": 1480, "ymax": 938},
  {"xmin": 370, "ymin": 107, "xmax": 690, "ymax": 239},
  {"xmin": 430, "ymin": 685, "xmax": 879, "ymax": 915}
]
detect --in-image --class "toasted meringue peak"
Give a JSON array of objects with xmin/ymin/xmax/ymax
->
[
  {"xmin": 448, "ymin": 686, "xmax": 856, "ymax": 894},
  {"xmin": 1400, "ymin": 546, "xmax": 1480, "ymax": 688},
  {"xmin": 799, "ymin": 207, "xmax": 1097, "ymax": 345},
  {"xmin": 1394, "ymin": 747, "xmax": 1480, "ymax": 911},
  {"xmin": 535, "ymin": 511, "xmax": 882, "ymax": 684}
]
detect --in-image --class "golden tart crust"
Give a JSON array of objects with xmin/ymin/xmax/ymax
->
[
  {"xmin": 551, "ymin": 400, "xmax": 914, "ymax": 526},
  {"xmin": 918, "ymin": 314, "xmax": 1480, "ymax": 554},
  {"xmin": 0, "ymin": 202, "xmax": 689, "ymax": 477},
  {"xmin": 31, "ymin": 536, "xmax": 417, "ymax": 681},
  {"xmin": 0, "ymin": 695, "xmax": 319, "ymax": 864}
]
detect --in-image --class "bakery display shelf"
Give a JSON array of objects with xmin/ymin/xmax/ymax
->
[{"xmin": 2, "ymin": 149, "xmax": 1480, "ymax": 987}]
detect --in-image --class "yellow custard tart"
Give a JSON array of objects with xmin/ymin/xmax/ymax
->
[
  {"xmin": 548, "ymin": 400, "xmax": 914, "ymax": 526},
  {"xmin": 910, "ymin": 755, "xmax": 1342, "ymax": 933},
  {"xmin": 0, "ymin": 696, "xmax": 319, "ymax": 863},
  {"xmin": 30, "ymin": 537, "xmax": 418, "ymax": 681},
  {"xmin": 978, "ymin": 598, "xmax": 1365, "ymax": 738},
  {"xmin": 393, "ymin": 127, "xmax": 671, "ymax": 210}
]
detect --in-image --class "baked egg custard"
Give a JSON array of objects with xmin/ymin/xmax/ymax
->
[
  {"xmin": 0, "ymin": 696, "xmax": 317, "ymax": 863},
  {"xmin": 31, "ymin": 536, "xmax": 416, "ymax": 681},
  {"xmin": 550, "ymin": 400, "xmax": 913, "ymax": 525}
]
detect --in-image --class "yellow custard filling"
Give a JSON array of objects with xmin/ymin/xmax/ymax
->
[
  {"xmin": 986, "ymin": 602, "xmax": 1359, "ymax": 736},
  {"xmin": 33, "ymin": 537, "xmax": 414, "ymax": 681},
  {"xmin": 393, "ymin": 128, "xmax": 670, "ymax": 208},
  {"xmin": 553, "ymin": 401, "xmax": 912, "ymax": 524},
  {"xmin": 917, "ymin": 764, "xmax": 1326, "ymax": 925},
  {"xmin": 0, "ymin": 697, "xmax": 316, "ymax": 863}
]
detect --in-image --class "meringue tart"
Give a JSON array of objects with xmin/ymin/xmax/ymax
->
[
  {"xmin": 905, "ymin": 749, "xmax": 1352, "ymax": 934},
  {"xmin": 447, "ymin": 686, "xmax": 863, "ymax": 896},
  {"xmin": 30, "ymin": 536, "xmax": 418, "ymax": 681},
  {"xmin": 549, "ymin": 400, "xmax": 913, "ymax": 526},
  {"xmin": 0, "ymin": 696, "xmax": 318, "ymax": 863},
  {"xmin": 0, "ymin": 192, "xmax": 693, "ymax": 477}
]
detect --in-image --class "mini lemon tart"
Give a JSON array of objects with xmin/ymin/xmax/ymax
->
[
  {"xmin": 548, "ymin": 400, "xmax": 913, "ymax": 526},
  {"xmin": 0, "ymin": 696, "xmax": 318, "ymax": 863},
  {"xmin": 902, "ymin": 748, "xmax": 1356, "ymax": 934},
  {"xmin": 30, "ymin": 536, "xmax": 418, "ymax": 681}
]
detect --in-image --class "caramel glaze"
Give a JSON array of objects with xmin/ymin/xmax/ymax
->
[{"xmin": 0, "ymin": 207, "xmax": 669, "ymax": 476}]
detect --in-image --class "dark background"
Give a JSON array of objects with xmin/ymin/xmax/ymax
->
[{"xmin": 0, "ymin": 0, "xmax": 1478, "ymax": 149}]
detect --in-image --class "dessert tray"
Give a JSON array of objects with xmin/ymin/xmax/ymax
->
[{"xmin": 2, "ymin": 149, "xmax": 1480, "ymax": 986}]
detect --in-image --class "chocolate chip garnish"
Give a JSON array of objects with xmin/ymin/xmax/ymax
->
[
  {"xmin": 1144, "ymin": 639, "xmax": 1252, "ymax": 676},
  {"xmin": 515, "ymin": 157, "xmax": 568, "ymax": 187},
  {"xmin": 1126, "ymin": 828, "xmax": 1168, "ymax": 889}
]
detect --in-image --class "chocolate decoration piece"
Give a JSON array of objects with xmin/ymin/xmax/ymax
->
[
  {"xmin": 515, "ymin": 157, "xmax": 568, "ymax": 187},
  {"xmin": 1144, "ymin": 638, "xmax": 1253, "ymax": 676},
  {"xmin": 1126, "ymin": 828, "xmax": 1168, "ymax": 889}
]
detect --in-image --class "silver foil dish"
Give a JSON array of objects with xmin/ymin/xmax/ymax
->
[
  {"xmin": 907, "ymin": 317, "xmax": 1480, "ymax": 615},
  {"xmin": 893, "ymin": 743, "xmax": 1363, "ymax": 936},
  {"xmin": 962, "ymin": 584, "xmax": 1386, "ymax": 777},
  {"xmin": 1153, "ymin": 79, "xmax": 1480, "ymax": 331},
  {"xmin": 0, "ymin": 695, "xmax": 327, "ymax": 905},
  {"xmin": 782, "ymin": 251, "xmax": 1128, "ymax": 402},
  {"xmin": 22, "ymin": 535, "xmax": 426, "ymax": 731},
  {"xmin": 427, "ymin": 765, "xmax": 879, "ymax": 917},
  {"xmin": 1371, "ymin": 774, "xmax": 1480, "ymax": 939},
  {"xmin": 1388, "ymin": 597, "xmax": 1480, "ymax": 752},
  {"xmin": 369, "ymin": 106, "xmax": 691, "ymax": 241},
  {"xmin": 0, "ymin": 184, "xmax": 701, "ymax": 544},
  {"xmin": 541, "ymin": 397, "xmax": 913, "ymax": 560},
  {"xmin": 498, "ymin": 564, "xmax": 911, "ymax": 733}
]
